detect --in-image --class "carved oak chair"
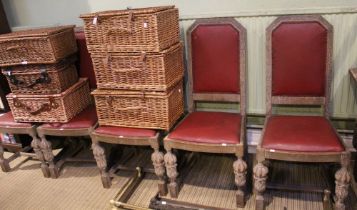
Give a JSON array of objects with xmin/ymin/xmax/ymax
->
[
  {"xmin": 163, "ymin": 18, "xmax": 248, "ymax": 207},
  {"xmin": 90, "ymin": 127, "xmax": 165, "ymax": 194},
  {"xmin": 0, "ymin": 112, "xmax": 49, "ymax": 176},
  {"xmin": 36, "ymin": 30, "xmax": 98, "ymax": 178},
  {"xmin": 253, "ymin": 15, "xmax": 351, "ymax": 210}
]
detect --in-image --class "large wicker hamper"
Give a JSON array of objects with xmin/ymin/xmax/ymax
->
[
  {"xmin": 7, "ymin": 78, "xmax": 91, "ymax": 123},
  {"xmin": 80, "ymin": 6, "xmax": 179, "ymax": 53},
  {"xmin": 91, "ymin": 43, "xmax": 183, "ymax": 91},
  {"xmin": 0, "ymin": 25, "xmax": 77, "ymax": 67},
  {"xmin": 92, "ymin": 81, "xmax": 184, "ymax": 130}
]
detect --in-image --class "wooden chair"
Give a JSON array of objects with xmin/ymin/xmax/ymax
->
[
  {"xmin": 36, "ymin": 105, "xmax": 98, "ymax": 178},
  {"xmin": 0, "ymin": 112, "xmax": 49, "ymax": 177},
  {"xmin": 253, "ymin": 15, "xmax": 351, "ymax": 210},
  {"xmin": 36, "ymin": 30, "xmax": 98, "ymax": 178},
  {"xmin": 90, "ymin": 127, "xmax": 164, "ymax": 194},
  {"xmin": 163, "ymin": 18, "xmax": 248, "ymax": 207}
]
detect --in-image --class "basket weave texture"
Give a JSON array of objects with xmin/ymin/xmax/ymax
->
[
  {"xmin": 7, "ymin": 78, "xmax": 91, "ymax": 123},
  {"xmin": 92, "ymin": 81, "xmax": 183, "ymax": 130},
  {"xmin": 2, "ymin": 57, "xmax": 78, "ymax": 94},
  {"xmin": 91, "ymin": 43, "xmax": 183, "ymax": 91},
  {"xmin": 0, "ymin": 26, "xmax": 78, "ymax": 67},
  {"xmin": 80, "ymin": 6, "xmax": 179, "ymax": 53}
]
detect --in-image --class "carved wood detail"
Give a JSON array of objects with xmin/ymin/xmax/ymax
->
[{"xmin": 164, "ymin": 150, "xmax": 178, "ymax": 197}]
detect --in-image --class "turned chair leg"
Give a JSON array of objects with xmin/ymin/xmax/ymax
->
[
  {"xmin": 0, "ymin": 143, "xmax": 10, "ymax": 172},
  {"xmin": 233, "ymin": 156, "xmax": 247, "ymax": 207},
  {"xmin": 253, "ymin": 161, "xmax": 269, "ymax": 210},
  {"xmin": 30, "ymin": 134, "xmax": 50, "ymax": 178},
  {"xmin": 164, "ymin": 149, "xmax": 178, "ymax": 198},
  {"xmin": 334, "ymin": 154, "xmax": 351, "ymax": 210},
  {"xmin": 39, "ymin": 134, "xmax": 59, "ymax": 178},
  {"xmin": 92, "ymin": 142, "xmax": 111, "ymax": 188},
  {"xmin": 151, "ymin": 144, "xmax": 167, "ymax": 196}
]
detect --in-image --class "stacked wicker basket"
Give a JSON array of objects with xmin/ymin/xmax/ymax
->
[
  {"xmin": 80, "ymin": 6, "xmax": 184, "ymax": 130},
  {"xmin": 0, "ymin": 26, "xmax": 92, "ymax": 123}
]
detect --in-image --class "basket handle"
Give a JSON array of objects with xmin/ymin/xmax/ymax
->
[
  {"xmin": 104, "ymin": 52, "xmax": 146, "ymax": 73},
  {"xmin": 4, "ymin": 68, "xmax": 51, "ymax": 88},
  {"xmin": 6, "ymin": 45, "xmax": 26, "ymax": 51},
  {"xmin": 105, "ymin": 96, "xmax": 143, "ymax": 111},
  {"xmin": 13, "ymin": 97, "xmax": 58, "ymax": 115},
  {"xmin": 106, "ymin": 11, "xmax": 134, "ymax": 34}
]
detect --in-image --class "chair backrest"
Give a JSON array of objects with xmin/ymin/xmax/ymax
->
[
  {"xmin": 186, "ymin": 18, "xmax": 247, "ymax": 115},
  {"xmin": 75, "ymin": 30, "xmax": 97, "ymax": 89},
  {"xmin": 266, "ymin": 15, "xmax": 333, "ymax": 116}
]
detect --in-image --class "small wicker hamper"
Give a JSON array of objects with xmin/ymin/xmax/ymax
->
[
  {"xmin": 2, "ymin": 57, "xmax": 78, "ymax": 94},
  {"xmin": 80, "ymin": 6, "xmax": 179, "ymax": 53},
  {"xmin": 92, "ymin": 81, "xmax": 184, "ymax": 130},
  {"xmin": 0, "ymin": 25, "xmax": 77, "ymax": 67},
  {"xmin": 91, "ymin": 43, "xmax": 183, "ymax": 91},
  {"xmin": 7, "ymin": 78, "xmax": 91, "ymax": 123}
]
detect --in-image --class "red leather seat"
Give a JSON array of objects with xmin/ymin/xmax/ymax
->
[
  {"xmin": 262, "ymin": 115, "xmax": 344, "ymax": 152},
  {"xmin": 167, "ymin": 111, "xmax": 241, "ymax": 144},
  {"xmin": 0, "ymin": 112, "xmax": 32, "ymax": 128},
  {"xmin": 40, "ymin": 106, "xmax": 97, "ymax": 129},
  {"xmin": 95, "ymin": 126, "xmax": 157, "ymax": 138}
]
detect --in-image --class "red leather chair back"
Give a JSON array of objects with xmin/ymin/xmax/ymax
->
[
  {"xmin": 75, "ymin": 31, "xmax": 97, "ymax": 89},
  {"xmin": 271, "ymin": 20, "xmax": 329, "ymax": 96},
  {"xmin": 190, "ymin": 23, "xmax": 240, "ymax": 94}
]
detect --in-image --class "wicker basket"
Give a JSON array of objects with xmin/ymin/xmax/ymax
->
[
  {"xmin": 80, "ymin": 6, "xmax": 179, "ymax": 53},
  {"xmin": 91, "ymin": 43, "xmax": 183, "ymax": 91},
  {"xmin": 0, "ymin": 26, "xmax": 77, "ymax": 67},
  {"xmin": 2, "ymin": 57, "xmax": 78, "ymax": 94},
  {"xmin": 92, "ymin": 80, "xmax": 184, "ymax": 130},
  {"xmin": 7, "ymin": 78, "xmax": 91, "ymax": 123}
]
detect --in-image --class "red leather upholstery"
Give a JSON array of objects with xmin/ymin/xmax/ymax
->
[
  {"xmin": 191, "ymin": 24, "xmax": 240, "ymax": 93},
  {"xmin": 0, "ymin": 112, "xmax": 32, "ymax": 128},
  {"xmin": 272, "ymin": 22, "xmax": 328, "ymax": 96},
  {"xmin": 262, "ymin": 115, "xmax": 344, "ymax": 152},
  {"xmin": 75, "ymin": 31, "xmax": 97, "ymax": 89},
  {"xmin": 95, "ymin": 126, "xmax": 156, "ymax": 137},
  {"xmin": 40, "ymin": 106, "xmax": 97, "ymax": 129},
  {"xmin": 167, "ymin": 111, "xmax": 241, "ymax": 144}
]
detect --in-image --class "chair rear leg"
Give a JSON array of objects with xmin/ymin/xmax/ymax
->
[
  {"xmin": 234, "ymin": 156, "xmax": 247, "ymax": 208},
  {"xmin": 253, "ymin": 161, "xmax": 269, "ymax": 210},
  {"xmin": 92, "ymin": 142, "xmax": 111, "ymax": 188},
  {"xmin": 40, "ymin": 135, "xmax": 59, "ymax": 178},
  {"xmin": 164, "ymin": 149, "xmax": 178, "ymax": 198},
  {"xmin": 0, "ymin": 144, "xmax": 10, "ymax": 172},
  {"xmin": 30, "ymin": 134, "xmax": 50, "ymax": 178},
  {"xmin": 334, "ymin": 153, "xmax": 351, "ymax": 210}
]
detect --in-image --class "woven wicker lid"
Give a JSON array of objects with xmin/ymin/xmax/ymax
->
[
  {"xmin": 92, "ymin": 81, "xmax": 181, "ymax": 98},
  {"xmin": 0, "ymin": 25, "xmax": 75, "ymax": 40},
  {"xmin": 80, "ymin": 6, "xmax": 175, "ymax": 18},
  {"xmin": 7, "ymin": 78, "xmax": 88, "ymax": 98}
]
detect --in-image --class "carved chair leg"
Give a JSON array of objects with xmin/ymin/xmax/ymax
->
[
  {"xmin": 92, "ymin": 142, "xmax": 111, "ymax": 188},
  {"xmin": 151, "ymin": 147, "xmax": 167, "ymax": 196},
  {"xmin": 334, "ymin": 154, "xmax": 351, "ymax": 210},
  {"xmin": 253, "ymin": 162, "xmax": 269, "ymax": 210},
  {"xmin": 30, "ymin": 134, "xmax": 50, "ymax": 178},
  {"xmin": 164, "ymin": 149, "xmax": 178, "ymax": 198},
  {"xmin": 233, "ymin": 157, "xmax": 247, "ymax": 208},
  {"xmin": 40, "ymin": 135, "xmax": 59, "ymax": 178},
  {"xmin": 0, "ymin": 143, "xmax": 10, "ymax": 172}
]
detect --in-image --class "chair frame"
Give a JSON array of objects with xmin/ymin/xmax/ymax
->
[
  {"xmin": 163, "ymin": 18, "xmax": 248, "ymax": 207},
  {"xmin": 253, "ymin": 15, "xmax": 351, "ymax": 210},
  {"xmin": 90, "ymin": 130, "xmax": 165, "ymax": 194},
  {"xmin": 37, "ymin": 122, "xmax": 98, "ymax": 178},
  {"xmin": 0, "ymin": 123, "xmax": 50, "ymax": 177}
]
